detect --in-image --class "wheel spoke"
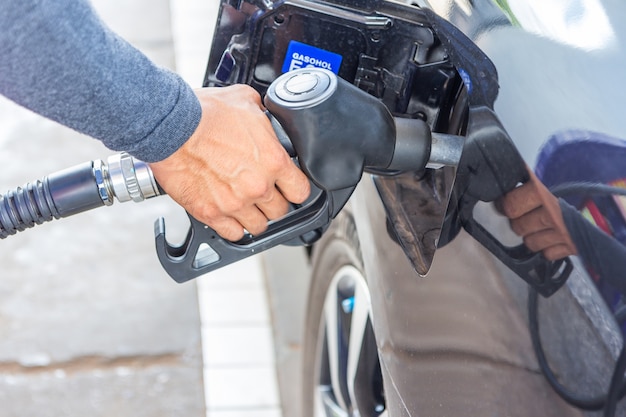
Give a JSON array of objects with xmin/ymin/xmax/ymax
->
[
  {"xmin": 322, "ymin": 275, "xmax": 349, "ymax": 411},
  {"xmin": 347, "ymin": 278, "xmax": 372, "ymax": 410},
  {"xmin": 317, "ymin": 386, "xmax": 349, "ymax": 417},
  {"xmin": 315, "ymin": 264, "xmax": 385, "ymax": 417}
]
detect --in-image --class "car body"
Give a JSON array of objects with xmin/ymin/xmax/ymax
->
[{"xmin": 205, "ymin": 0, "xmax": 626, "ymax": 415}]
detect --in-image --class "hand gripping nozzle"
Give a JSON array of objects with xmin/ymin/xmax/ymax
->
[{"xmin": 154, "ymin": 68, "xmax": 460, "ymax": 282}]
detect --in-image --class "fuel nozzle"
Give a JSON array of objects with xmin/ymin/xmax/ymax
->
[
  {"xmin": 264, "ymin": 68, "xmax": 464, "ymax": 192},
  {"xmin": 156, "ymin": 68, "xmax": 466, "ymax": 282},
  {"xmin": 0, "ymin": 152, "xmax": 159, "ymax": 238}
]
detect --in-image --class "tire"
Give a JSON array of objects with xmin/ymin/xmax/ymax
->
[{"xmin": 302, "ymin": 210, "xmax": 387, "ymax": 417}]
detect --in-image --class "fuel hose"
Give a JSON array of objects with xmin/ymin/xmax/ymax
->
[{"xmin": 0, "ymin": 152, "xmax": 160, "ymax": 238}]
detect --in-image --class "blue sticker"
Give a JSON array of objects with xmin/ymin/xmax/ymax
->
[{"xmin": 281, "ymin": 41, "xmax": 343, "ymax": 74}]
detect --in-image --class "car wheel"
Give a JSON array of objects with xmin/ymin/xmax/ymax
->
[{"xmin": 302, "ymin": 210, "xmax": 387, "ymax": 417}]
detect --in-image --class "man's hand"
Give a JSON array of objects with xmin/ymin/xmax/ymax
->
[
  {"xmin": 498, "ymin": 168, "xmax": 577, "ymax": 261},
  {"xmin": 149, "ymin": 84, "xmax": 311, "ymax": 241}
]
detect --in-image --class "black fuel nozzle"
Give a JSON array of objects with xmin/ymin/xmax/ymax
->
[
  {"xmin": 439, "ymin": 106, "xmax": 573, "ymax": 297},
  {"xmin": 155, "ymin": 68, "xmax": 462, "ymax": 282},
  {"xmin": 265, "ymin": 68, "xmax": 408, "ymax": 194},
  {"xmin": 264, "ymin": 68, "xmax": 463, "ymax": 199}
]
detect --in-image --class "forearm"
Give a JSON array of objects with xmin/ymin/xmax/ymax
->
[{"xmin": 0, "ymin": 0, "xmax": 201, "ymax": 162}]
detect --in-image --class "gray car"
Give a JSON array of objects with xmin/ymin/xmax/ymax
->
[{"xmin": 198, "ymin": 0, "xmax": 626, "ymax": 416}]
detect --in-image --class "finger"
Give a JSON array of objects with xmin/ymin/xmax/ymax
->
[
  {"xmin": 275, "ymin": 163, "xmax": 311, "ymax": 204},
  {"xmin": 543, "ymin": 244, "xmax": 576, "ymax": 261},
  {"xmin": 229, "ymin": 84, "xmax": 264, "ymax": 108},
  {"xmin": 255, "ymin": 188, "xmax": 290, "ymax": 220},
  {"xmin": 234, "ymin": 206, "xmax": 270, "ymax": 236},
  {"xmin": 500, "ymin": 181, "xmax": 543, "ymax": 219},
  {"xmin": 523, "ymin": 228, "xmax": 568, "ymax": 253},
  {"xmin": 510, "ymin": 207, "xmax": 555, "ymax": 236},
  {"xmin": 209, "ymin": 217, "xmax": 246, "ymax": 242}
]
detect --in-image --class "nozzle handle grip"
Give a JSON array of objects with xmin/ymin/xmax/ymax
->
[
  {"xmin": 463, "ymin": 198, "xmax": 572, "ymax": 297},
  {"xmin": 155, "ymin": 69, "xmax": 420, "ymax": 282},
  {"xmin": 155, "ymin": 184, "xmax": 333, "ymax": 282},
  {"xmin": 449, "ymin": 106, "xmax": 573, "ymax": 297}
]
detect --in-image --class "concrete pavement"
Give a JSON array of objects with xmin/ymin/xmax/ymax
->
[
  {"xmin": 0, "ymin": 1, "xmax": 204, "ymax": 416},
  {"xmin": 0, "ymin": 1, "xmax": 299, "ymax": 416}
]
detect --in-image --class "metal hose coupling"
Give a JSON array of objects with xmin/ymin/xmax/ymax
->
[
  {"xmin": 0, "ymin": 152, "xmax": 160, "ymax": 239},
  {"xmin": 100, "ymin": 152, "xmax": 160, "ymax": 204}
]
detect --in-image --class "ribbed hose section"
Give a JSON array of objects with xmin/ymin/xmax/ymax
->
[
  {"xmin": 0, "ymin": 179, "xmax": 59, "ymax": 239},
  {"xmin": 0, "ymin": 156, "xmax": 160, "ymax": 240}
]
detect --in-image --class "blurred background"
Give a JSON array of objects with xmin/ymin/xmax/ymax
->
[{"xmin": 0, "ymin": 1, "xmax": 308, "ymax": 416}]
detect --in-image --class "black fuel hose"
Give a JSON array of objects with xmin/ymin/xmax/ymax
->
[
  {"xmin": 0, "ymin": 162, "xmax": 104, "ymax": 238},
  {"xmin": 527, "ymin": 181, "xmax": 626, "ymax": 415},
  {"xmin": 528, "ymin": 288, "xmax": 626, "ymax": 412},
  {"xmin": 0, "ymin": 153, "xmax": 159, "ymax": 239}
]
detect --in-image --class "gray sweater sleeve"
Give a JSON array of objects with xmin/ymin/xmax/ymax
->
[{"xmin": 0, "ymin": 0, "xmax": 202, "ymax": 163}]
